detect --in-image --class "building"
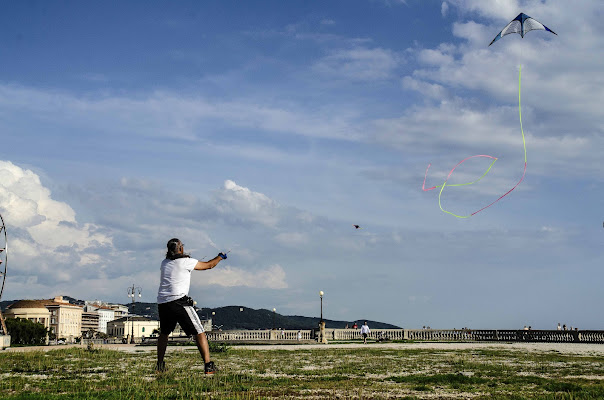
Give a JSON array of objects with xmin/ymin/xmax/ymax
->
[
  {"xmin": 4, "ymin": 296, "xmax": 83, "ymax": 343},
  {"xmin": 107, "ymin": 316, "xmax": 159, "ymax": 341},
  {"xmin": 83, "ymin": 304, "xmax": 115, "ymax": 334},
  {"xmin": 81, "ymin": 311, "xmax": 100, "ymax": 338},
  {"xmin": 107, "ymin": 304, "xmax": 129, "ymax": 319},
  {"xmin": 4, "ymin": 300, "xmax": 52, "ymax": 332},
  {"xmin": 45, "ymin": 296, "xmax": 83, "ymax": 343}
]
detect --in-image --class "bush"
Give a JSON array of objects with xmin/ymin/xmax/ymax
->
[
  {"xmin": 208, "ymin": 341, "xmax": 230, "ymax": 353},
  {"xmin": 5, "ymin": 317, "xmax": 48, "ymax": 345}
]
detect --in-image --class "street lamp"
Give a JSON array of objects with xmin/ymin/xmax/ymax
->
[
  {"xmin": 318, "ymin": 291, "xmax": 327, "ymax": 344},
  {"xmin": 272, "ymin": 308, "xmax": 276, "ymax": 330},
  {"xmin": 126, "ymin": 284, "xmax": 142, "ymax": 344},
  {"xmin": 319, "ymin": 291, "xmax": 324, "ymax": 322}
]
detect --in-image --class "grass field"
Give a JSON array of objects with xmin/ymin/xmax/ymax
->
[{"xmin": 1, "ymin": 342, "xmax": 603, "ymax": 399}]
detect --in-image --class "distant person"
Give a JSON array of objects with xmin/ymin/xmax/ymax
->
[
  {"xmin": 563, "ymin": 324, "xmax": 567, "ymax": 330},
  {"xmin": 297, "ymin": 331, "xmax": 302, "ymax": 341},
  {"xmin": 557, "ymin": 323, "xmax": 561, "ymax": 330},
  {"xmin": 360, "ymin": 321, "xmax": 370, "ymax": 344},
  {"xmin": 156, "ymin": 238, "xmax": 226, "ymax": 374},
  {"xmin": 352, "ymin": 322, "xmax": 358, "ymax": 329}
]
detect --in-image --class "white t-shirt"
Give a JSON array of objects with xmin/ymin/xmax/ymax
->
[
  {"xmin": 157, "ymin": 257, "xmax": 198, "ymax": 304},
  {"xmin": 360, "ymin": 324, "xmax": 370, "ymax": 334}
]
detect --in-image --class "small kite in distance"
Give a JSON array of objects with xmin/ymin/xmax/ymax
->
[
  {"xmin": 353, "ymin": 225, "xmax": 362, "ymax": 229},
  {"xmin": 489, "ymin": 12, "xmax": 557, "ymax": 46}
]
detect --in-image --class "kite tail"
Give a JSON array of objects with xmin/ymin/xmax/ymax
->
[
  {"xmin": 422, "ymin": 65, "xmax": 527, "ymax": 218},
  {"xmin": 469, "ymin": 64, "xmax": 527, "ymax": 216},
  {"xmin": 422, "ymin": 163, "xmax": 437, "ymax": 191}
]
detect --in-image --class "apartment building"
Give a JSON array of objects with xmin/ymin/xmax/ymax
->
[
  {"xmin": 83, "ymin": 303, "xmax": 115, "ymax": 334},
  {"xmin": 81, "ymin": 310, "xmax": 100, "ymax": 337},
  {"xmin": 45, "ymin": 296, "xmax": 83, "ymax": 343}
]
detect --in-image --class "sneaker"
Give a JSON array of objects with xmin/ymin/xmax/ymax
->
[
  {"xmin": 155, "ymin": 361, "xmax": 167, "ymax": 373},
  {"xmin": 204, "ymin": 361, "xmax": 217, "ymax": 375}
]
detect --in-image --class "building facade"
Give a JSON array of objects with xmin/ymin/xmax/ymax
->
[
  {"xmin": 107, "ymin": 304, "xmax": 128, "ymax": 319},
  {"xmin": 4, "ymin": 297, "xmax": 83, "ymax": 343},
  {"xmin": 107, "ymin": 316, "xmax": 159, "ymax": 341},
  {"xmin": 4, "ymin": 300, "xmax": 51, "ymax": 331},
  {"xmin": 83, "ymin": 304, "xmax": 115, "ymax": 334},
  {"xmin": 81, "ymin": 311, "xmax": 100, "ymax": 337},
  {"xmin": 45, "ymin": 296, "xmax": 83, "ymax": 343}
]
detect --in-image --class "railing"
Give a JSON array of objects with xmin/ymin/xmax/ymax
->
[{"xmin": 202, "ymin": 329, "xmax": 604, "ymax": 344}]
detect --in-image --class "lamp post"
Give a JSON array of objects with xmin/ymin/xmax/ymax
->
[
  {"xmin": 126, "ymin": 285, "xmax": 142, "ymax": 344},
  {"xmin": 319, "ymin": 291, "xmax": 324, "ymax": 322},
  {"xmin": 319, "ymin": 291, "xmax": 327, "ymax": 344},
  {"xmin": 272, "ymin": 308, "xmax": 276, "ymax": 330}
]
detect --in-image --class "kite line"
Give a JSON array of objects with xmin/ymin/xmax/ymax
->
[{"xmin": 422, "ymin": 13, "xmax": 555, "ymax": 218}]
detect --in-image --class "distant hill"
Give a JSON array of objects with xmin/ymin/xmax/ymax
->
[{"xmin": 1, "ymin": 298, "xmax": 401, "ymax": 330}]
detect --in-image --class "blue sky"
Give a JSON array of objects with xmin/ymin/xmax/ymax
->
[{"xmin": 1, "ymin": 0, "xmax": 602, "ymax": 330}]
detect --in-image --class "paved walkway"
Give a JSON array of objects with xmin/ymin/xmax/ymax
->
[{"xmin": 6, "ymin": 341, "xmax": 603, "ymax": 356}]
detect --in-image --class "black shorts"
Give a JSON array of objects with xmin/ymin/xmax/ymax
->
[
  {"xmin": 158, "ymin": 296, "xmax": 205, "ymax": 336},
  {"xmin": 362, "ymin": 333, "xmax": 368, "ymax": 338}
]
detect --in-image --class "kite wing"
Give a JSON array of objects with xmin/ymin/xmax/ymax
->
[{"xmin": 489, "ymin": 13, "xmax": 557, "ymax": 46}]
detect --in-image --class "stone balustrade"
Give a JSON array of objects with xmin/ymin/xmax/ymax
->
[
  {"xmin": 206, "ymin": 329, "xmax": 313, "ymax": 342},
  {"xmin": 202, "ymin": 329, "xmax": 604, "ymax": 344},
  {"xmin": 0, "ymin": 334, "xmax": 10, "ymax": 350}
]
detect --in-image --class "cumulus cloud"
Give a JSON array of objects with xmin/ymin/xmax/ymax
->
[
  {"xmin": 212, "ymin": 180, "xmax": 282, "ymax": 228},
  {"xmin": 379, "ymin": 1, "xmax": 604, "ymax": 181},
  {"xmin": 402, "ymin": 76, "xmax": 448, "ymax": 99},
  {"xmin": 0, "ymin": 160, "xmax": 114, "ymax": 281},
  {"xmin": 0, "ymin": 164, "xmax": 297, "ymax": 300},
  {"xmin": 200, "ymin": 264, "xmax": 287, "ymax": 289}
]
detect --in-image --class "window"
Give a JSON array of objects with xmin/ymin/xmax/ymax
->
[{"xmin": 142, "ymin": 327, "xmax": 145, "ymax": 333}]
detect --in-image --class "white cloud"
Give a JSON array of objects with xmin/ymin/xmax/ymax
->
[
  {"xmin": 445, "ymin": 0, "xmax": 520, "ymax": 20},
  {"xmin": 313, "ymin": 47, "xmax": 403, "ymax": 81},
  {"xmin": 200, "ymin": 264, "xmax": 288, "ymax": 289},
  {"xmin": 441, "ymin": 2, "xmax": 449, "ymax": 17},
  {"xmin": 0, "ymin": 84, "xmax": 362, "ymax": 142},
  {"xmin": 0, "ymin": 160, "xmax": 113, "ymax": 278},
  {"xmin": 402, "ymin": 76, "xmax": 448, "ymax": 99},
  {"xmin": 213, "ymin": 180, "xmax": 281, "ymax": 228}
]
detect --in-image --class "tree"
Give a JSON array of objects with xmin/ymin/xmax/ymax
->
[{"xmin": 5, "ymin": 318, "xmax": 48, "ymax": 346}]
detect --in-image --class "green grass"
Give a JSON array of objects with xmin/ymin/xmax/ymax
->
[{"xmin": 0, "ymin": 345, "xmax": 603, "ymax": 399}]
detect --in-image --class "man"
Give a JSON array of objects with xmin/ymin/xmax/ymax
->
[
  {"xmin": 156, "ymin": 238, "xmax": 226, "ymax": 374},
  {"xmin": 360, "ymin": 321, "xmax": 370, "ymax": 344}
]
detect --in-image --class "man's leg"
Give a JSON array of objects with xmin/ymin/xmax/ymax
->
[
  {"xmin": 157, "ymin": 333, "xmax": 169, "ymax": 363},
  {"xmin": 194, "ymin": 332, "xmax": 211, "ymax": 363}
]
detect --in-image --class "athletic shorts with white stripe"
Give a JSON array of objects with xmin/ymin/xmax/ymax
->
[{"xmin": 158, "ymin": 296, "xmax": 205, "ymax": 336}]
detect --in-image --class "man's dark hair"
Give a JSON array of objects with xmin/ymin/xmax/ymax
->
[{"xmin": 166, "ymin": 238, "xmax": 190, "ymax": 260}]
